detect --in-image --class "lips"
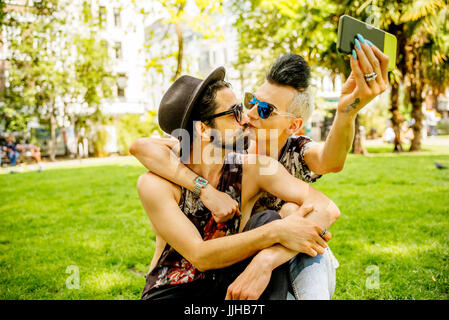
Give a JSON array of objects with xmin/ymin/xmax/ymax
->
[{"xmin": 247, "ymin": 122, "xmax": 257, "ymax": 129}]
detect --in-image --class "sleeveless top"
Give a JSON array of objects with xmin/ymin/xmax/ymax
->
[
  {"xmin": 141, "ymin": 152, "xmax": 243, "ymax": 297},
  {"xmin": 252, "ymin": 135, "xmax": 322, "ymax": 214}
]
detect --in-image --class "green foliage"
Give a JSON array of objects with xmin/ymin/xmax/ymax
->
[
  {"xmin": 232, "ymin": 0, "xmax": 449, "ymax": 152},
  {"xmin": 117, "ymin": 111, "xmax": 163, "ymax": 156},
  {"xmin": 437, "ymin": 119, "xmax": 449, "ymax": 135},
  {"xmin": 92, "ymin": 129, "xmax": 109, "ymax": 158},
  {"xmin": 134, "ymin": 0, "xmax": 224, "ymax": 81},
  {"xmin": 1, "ymin": 0, "xmax": 114, "ymax": 159}
]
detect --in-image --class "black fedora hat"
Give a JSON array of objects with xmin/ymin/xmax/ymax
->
[{"xmin": 158, "ymin": 67, "xmax": 226, "ymax": 136}]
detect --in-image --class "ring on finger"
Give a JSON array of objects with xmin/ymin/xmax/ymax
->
[
  {"xmin": 364, "ymin": 72, "xmax": 377, "ymax": 82},
  {"xmin": 320, "ymin": 228, "xmax": 327, "ymax": 238}
]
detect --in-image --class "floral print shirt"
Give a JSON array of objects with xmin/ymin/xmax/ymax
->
[
  {"xmin": 141, "ymin": 152, "xmax": 243, "ymax": 297},
  {"xmin": 252, "ymin": 135, "xmax": 322, "ymax": 215}
]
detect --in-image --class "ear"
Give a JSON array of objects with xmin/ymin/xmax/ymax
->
[
  {"xmin": 194, "ymin": 121, "xmax": 211, "ymax": 141},
  {"xmin": 288, "ymin": 118, "xmax": 304, "ymax": 135}
]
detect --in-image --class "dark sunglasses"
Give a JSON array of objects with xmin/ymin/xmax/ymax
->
[
  {"xmin": 244, "ymin": 92, "xmax": 295, "ymax": 119},
  {"xmin": 202, "ymin": 103, "xmax": 243, "ymax": 123}
]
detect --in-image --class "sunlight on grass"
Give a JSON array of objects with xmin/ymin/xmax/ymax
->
[
  {"xmin": 362, "ymin": 241, "xmax": 439, "ymax": 257},
  {"xmin": 84, "ymin": 271, "xmax": 130, "ymax": 291}
]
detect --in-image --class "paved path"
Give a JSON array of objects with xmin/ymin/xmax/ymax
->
[
  {"xmin": 1, "ymin": 155, "xmax": 141, "ymax": 174},
  {"xmin": 2, "ymin": 136, "xmax": 448, "ymax": 174}
]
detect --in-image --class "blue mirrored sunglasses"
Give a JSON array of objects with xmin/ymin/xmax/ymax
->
[{"xmin": 244, "ymin": 92, "xmax": 276, "ymax": 119}]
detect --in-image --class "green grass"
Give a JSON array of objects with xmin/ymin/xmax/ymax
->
[{"xmin": 1, "ymin": 144, "xmax": 449, "ymax": 300}]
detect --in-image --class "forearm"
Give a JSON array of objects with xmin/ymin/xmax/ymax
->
[
  {"xmin": 130, "ymin": 138, "xmax": 197, "ymax": 192},
  {"xmin": 318, "ymin": 111, "xmax": 356, "ymax": 172},
  {"xmin": 252, "ymin": 244, "xmax": 297, "ymax": 272},
  {"xmin": 195, "ymin": 220, "xmax": 281, "ymax": 271}
]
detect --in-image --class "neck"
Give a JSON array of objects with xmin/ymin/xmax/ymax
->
[
  {"xmin": 187, "ymin": 139, "xmax": 230, "ymax": 187},
  {"xmin": 254, "ymin": 134, "xmax": 289, "ymax": 159}
]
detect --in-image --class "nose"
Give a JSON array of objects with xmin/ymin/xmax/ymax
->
[
  {"xmin": 240, "ymin": 112, "xmax": 250, "ymax": 125},
  {"xmin": 247, "ymin": 105, "xmax": 259, "ymax": 121}
]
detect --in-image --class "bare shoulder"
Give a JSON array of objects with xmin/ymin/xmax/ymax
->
[
  {"xmin": 137, "ymin": 172, "xmax": 182, "ymax": 203},
  {"xmin": 241, "ymin": 154, "xmax": 281, "ymax": 173}
]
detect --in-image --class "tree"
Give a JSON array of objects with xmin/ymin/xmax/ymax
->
[
  {"xmin": 232, "ymin": 0, "xmax": 449, "ymax": 153},
  {"xmin": 1, "ymin": 1, "xmax": 64, "ymax": 160},
  {"xmin": 134, "ymin": 0, "xmax": 224, "ymax": 82},
  {"xmin": 1, "ymin": 0, "xmax": 115, "ymax": 160}
]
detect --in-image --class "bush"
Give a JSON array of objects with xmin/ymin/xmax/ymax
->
[
  {"xmin": 117, "ymin": 111, "xmax": 162, "ymax": 155},
  {"xmin": 437, "ymin": 119, "xmax": 449, "ymax": 135},
  {"xmin": 92, "ymin": 128, "xmax": 109, "ymax": 157}
]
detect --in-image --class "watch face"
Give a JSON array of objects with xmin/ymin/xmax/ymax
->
[{"xmin": 195, "ymin": 177, "xmax": 208, "ymax": 186}]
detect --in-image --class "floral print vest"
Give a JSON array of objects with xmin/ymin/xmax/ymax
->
[{"xmin": 141, "ymin": 152, "xmax": 243, "ymax": 297}]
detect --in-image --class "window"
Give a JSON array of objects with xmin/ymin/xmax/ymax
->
[
  {"xmin": 114, "ymin": 42, "xmax": 122, "ymax": 60},
  {"xmin": 113, "ymin": 8, "xmax": 121, "ymax": 27},
  {"xmin": 117, "ymin": 73, "xmax": 127, "ymax": 97},
  {"xmin": 100, "ymin": 40, "xmax": 109, "ymax": 56},
  {"xmin": 82, "ymin": 1, "xmax": 91, "ymax": 23},
  {"xmin": 99, "ymin": 6, "xmax": 106, "ymax": 28}
]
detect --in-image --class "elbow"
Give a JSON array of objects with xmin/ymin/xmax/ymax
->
[
  {"xmin": 129, "ymin": 138, "xmax": 144, "ymax": 156},
  {"xmin": 189, "ymin": 253, "xmax": 210, "ymax": 272},
  {"xmin": 129, "ymin": 137, "xmax": 155, "ymax": 157},
  {"xmin": 330, "ymin": 165, "xmax": 344, "ymax": 173},
  {"xmin": 312, "ymin": 164, "xmax": 344, "ymax": 175},
  {"xmin": 192, "ymin": 262, "xmax": 208, "ymax": 273},
  {"xmin": 323, "ymin": 164, "xmax": 344, "ymax": 174},
  {"xmin": 329, "ymin": 201, "xmax": 341, "ymax": 225}
]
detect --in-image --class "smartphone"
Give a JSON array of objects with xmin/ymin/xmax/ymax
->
[{"xmin": 337, "ymin": 15, "xmax": 397, "ymax": 71}]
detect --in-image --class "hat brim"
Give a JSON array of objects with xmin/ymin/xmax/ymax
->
[{"xmin": 179, "ymin": 66, "xmax": 226, "ymax": 132}]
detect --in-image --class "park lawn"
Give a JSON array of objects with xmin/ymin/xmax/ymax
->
[{"xmin": 1, "ymin": 144, "xmax": 448, "ymax": 300}]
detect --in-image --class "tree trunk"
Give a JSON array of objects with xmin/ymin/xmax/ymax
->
[
  {"xmin": 49, "ymin": 108, "xmax": 56, "ymax": 161},
  {"xmin": 389, "ymin": 81, "xmax": 404, "ymax": 152},
  {"xmin": 387, "ymin": 22, "xmax": 405, "ymax": 152},
  {"xmin": 408, "ymin": 46, "xmax": 424, "ymax": 152},
  {"xmin": 172, "ymin": 23, "xmax": 183, "ymax": 81},
  {"xmin": 351, "ymin": 114, "xmax": 367, "ymax": 155}
]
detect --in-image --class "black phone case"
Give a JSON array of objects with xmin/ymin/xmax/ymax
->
[{"xmin": 337, "ymin": 15, "xmax": 386, "ymax": 54}]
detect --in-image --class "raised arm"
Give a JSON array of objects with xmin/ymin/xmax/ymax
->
[
  {"xmin": 138, "ymin": 172, "xmax": 324, "ymax": 272},
  {"xmin": 129, "ymin": 137, "xmax": 239, "ymax": 223},
  {"xmin": 304, "ymin": 39, "xmax": 389, "ymax": 174}
]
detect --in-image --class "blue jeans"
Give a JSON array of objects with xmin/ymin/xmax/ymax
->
[
  {"xmin": 287, "ymin": 247, "xmax": 338, "ymax": 300},
  {"xmin": 8, "ymin": 150, "xmax": 20, "ymax": 166}
]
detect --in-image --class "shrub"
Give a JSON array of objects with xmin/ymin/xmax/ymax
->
[
  {"xmin": 437, "ymin": 119, "xmax": 449, "ymax": 135},
  {"xmin": 117, "ymin": 111, "xmax": 162, "ymax": 155}
]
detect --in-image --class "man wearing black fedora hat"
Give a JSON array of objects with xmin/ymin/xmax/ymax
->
[
  {"xmin": 135, "ymin": 66, "xmax": 340, "ymax": 300},
  {"xmin": 132, "ymin": 45, "xmax": 389, "ymax": 299}
]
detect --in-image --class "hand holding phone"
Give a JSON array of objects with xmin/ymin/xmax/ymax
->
[{"xmin": 337, "ymin": 15, "xmax": 397, "ymax": 71}]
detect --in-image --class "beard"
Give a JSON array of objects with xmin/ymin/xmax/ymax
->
[{"xmin": 210, "ymin": 124, "xmax": 251, "ymax": 153}]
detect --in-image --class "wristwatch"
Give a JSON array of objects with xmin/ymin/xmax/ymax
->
[{"xmin": 193, "ymin": 176, "xmax": 209, "ymax": 197}]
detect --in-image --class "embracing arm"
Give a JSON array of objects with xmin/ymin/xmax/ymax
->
[
  {"xmin": 130, "ymin": 137, "xmax": 239, "ymax": 222},
  {"xmin": 130, "ymin": 137, "xmax": 198, "ymax": 191},
  {"xmin": 253, "ymin": 155, "xmax": 340, "ymax": 230},
  {"xmin": 227, "ymin": 159, "xmax": 339, "ymax": 300},
  {"xmin": 137, "ymin": 172, "xmax": 286, "ymax": 272}
]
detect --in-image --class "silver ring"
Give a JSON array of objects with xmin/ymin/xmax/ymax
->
[
  {"xmin": 320, "ymin": 228, "xmax": 327, "ymax": 238},
  {"xmin": 364, "ymin": 72, "xmax": 377, "ymax": 81}
]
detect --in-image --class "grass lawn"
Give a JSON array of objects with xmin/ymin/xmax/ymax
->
[{"xmin": 1, "ymin": 142, "xmax": 448, "ymax": 300}]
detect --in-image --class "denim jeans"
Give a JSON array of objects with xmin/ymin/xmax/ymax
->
[
  {"xmin": 8, "ymin": 150, "xmax": 19, "ymax": 166},
  {"xmin": 287, "ymin": 247, "xmax": 339, "ymax": 300}
]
